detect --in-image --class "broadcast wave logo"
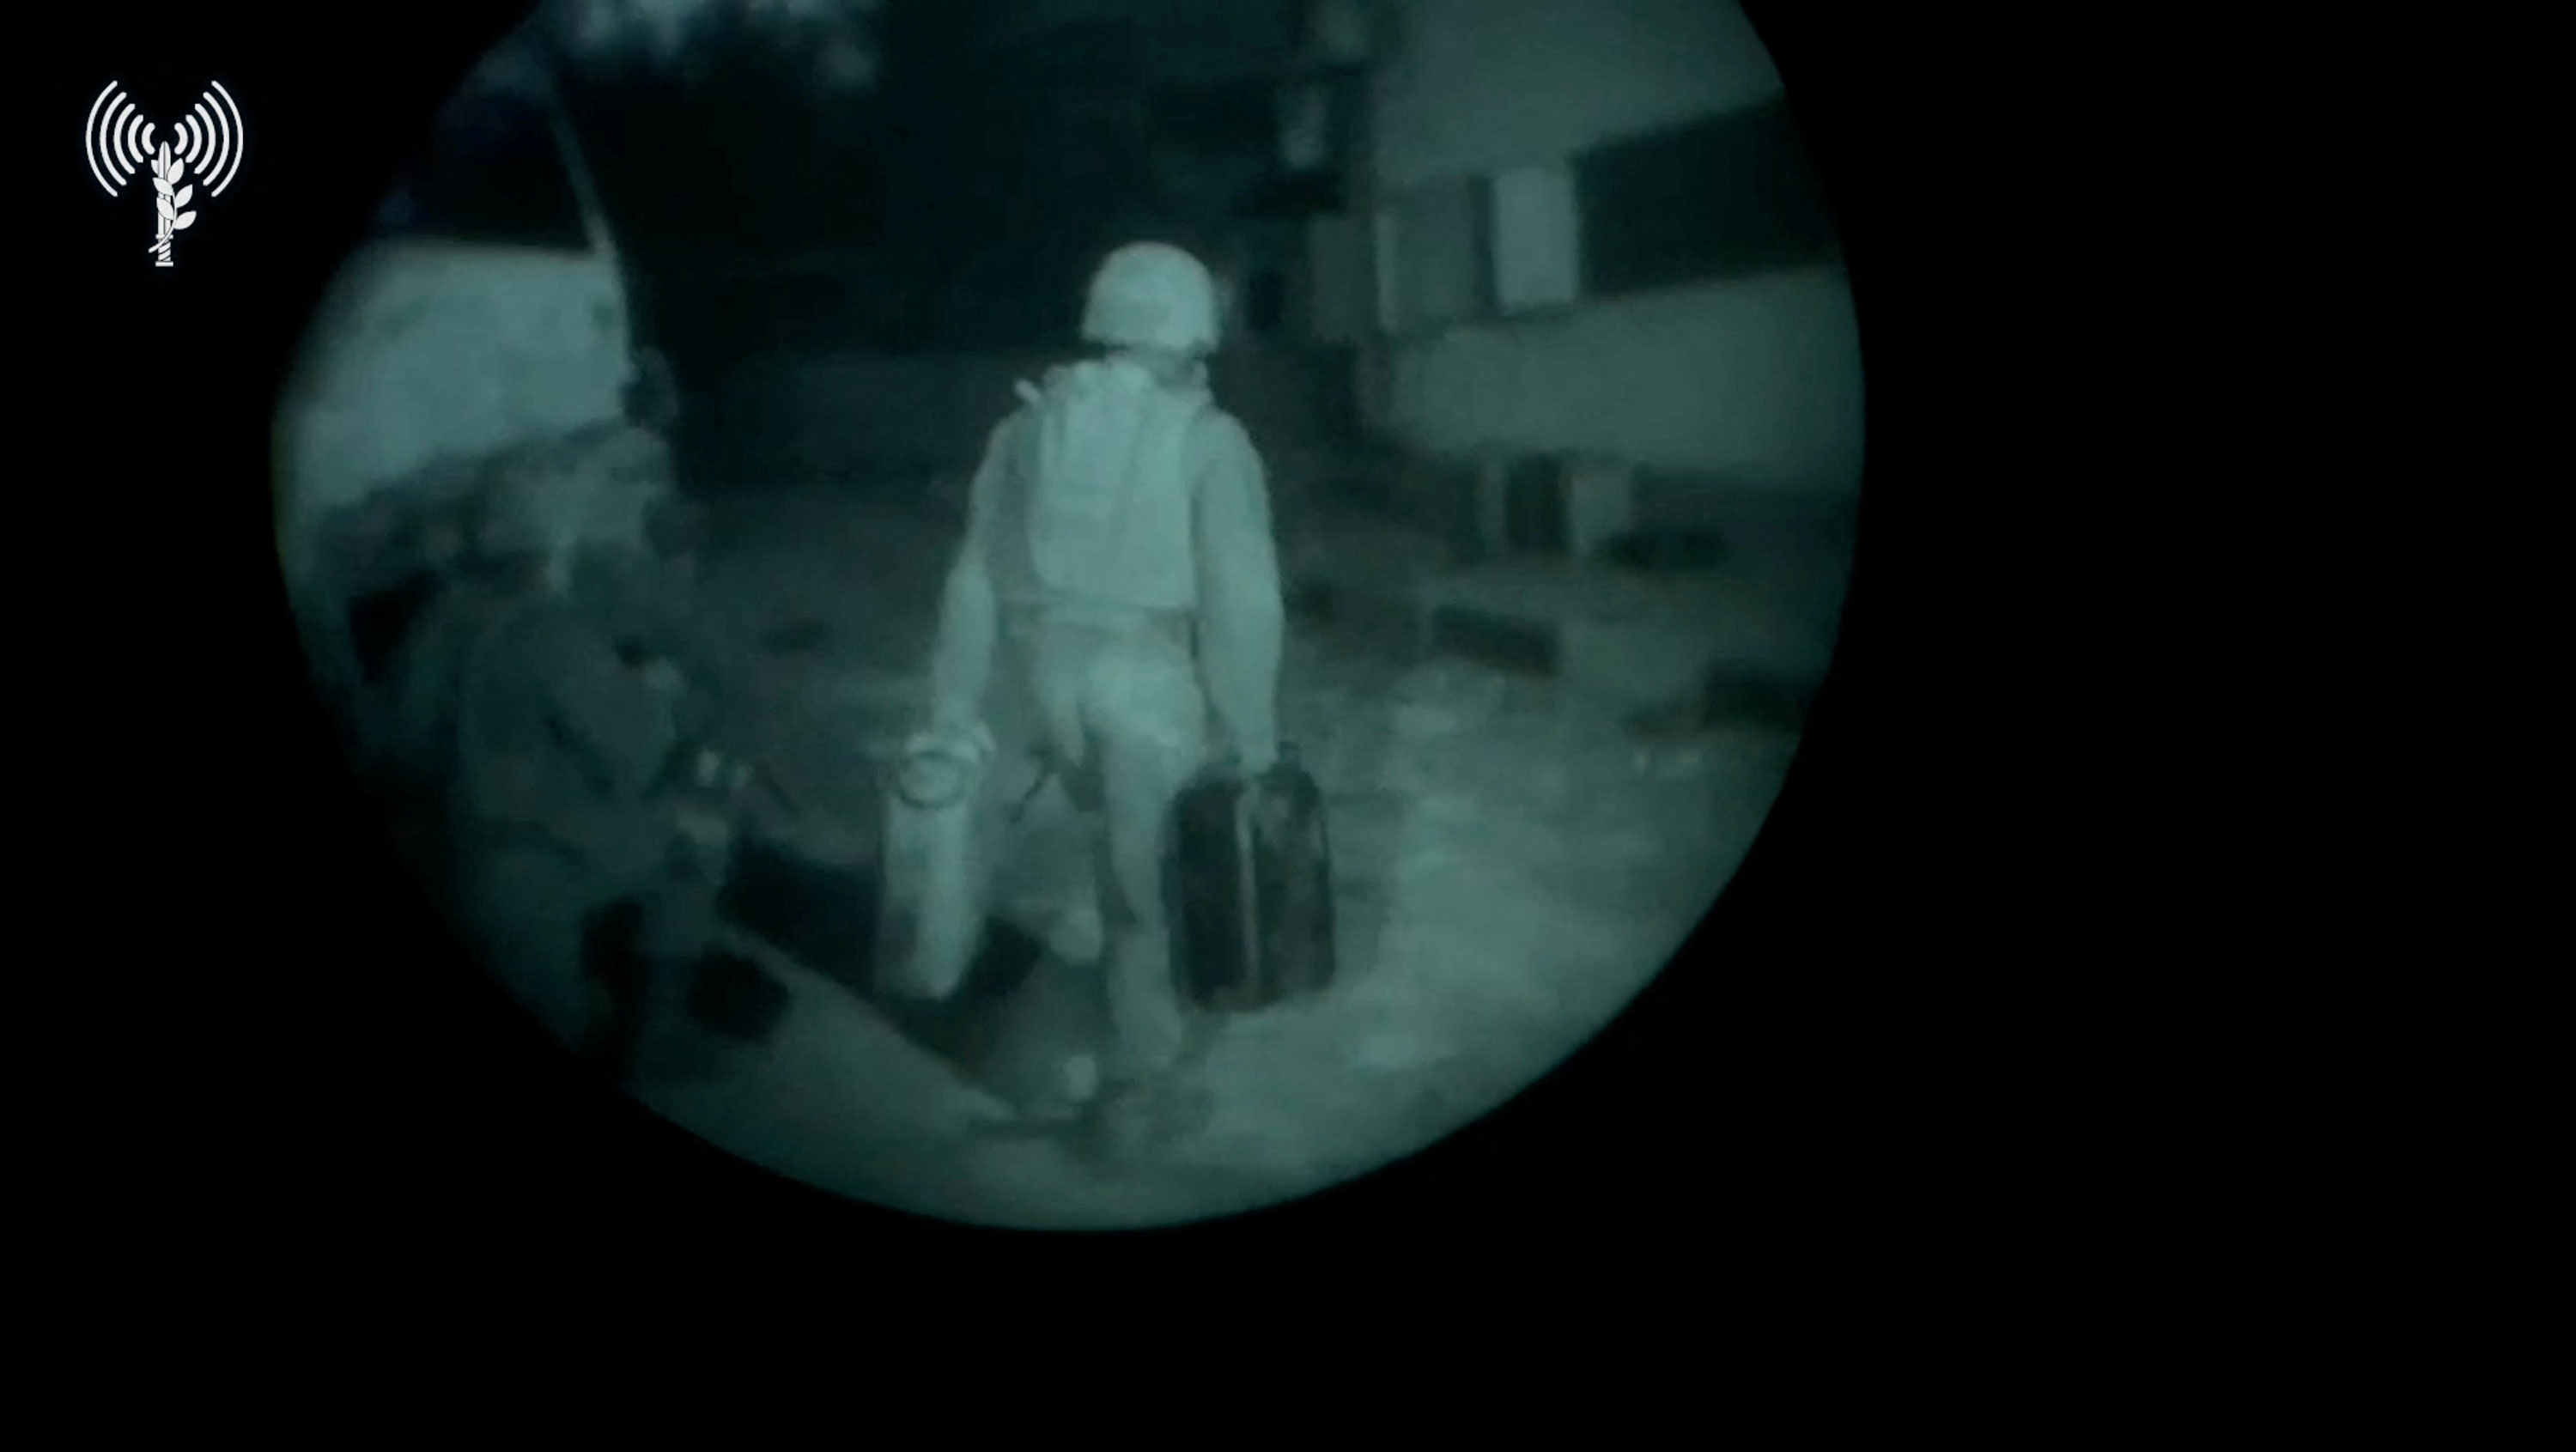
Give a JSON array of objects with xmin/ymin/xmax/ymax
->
[{"xmin": 85, "ymin": 81, "xmax": 246, "ymax": 267}]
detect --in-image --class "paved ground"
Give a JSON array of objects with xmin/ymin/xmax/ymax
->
[{"xmin": 543, "ymin": 480, "xmax": 1839, "ymax": 1229}]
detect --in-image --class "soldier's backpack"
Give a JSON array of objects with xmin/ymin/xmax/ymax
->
[{"xmin": 1005, "ymin": 358, "xmax": 1211, "ymax": 611}]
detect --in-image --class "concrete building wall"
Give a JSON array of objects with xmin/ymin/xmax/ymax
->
[{"xmin": 1363, "ymin": 0, "xmax": 1863, "ymax": 502}]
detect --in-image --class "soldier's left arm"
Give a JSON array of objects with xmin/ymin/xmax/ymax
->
[{"xmin": 1189, "ymin": 410, "xmax": 1287, "ymax": 771}]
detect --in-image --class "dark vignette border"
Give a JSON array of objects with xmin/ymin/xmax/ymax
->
[{"xmin": 29, "ymin": 2, "xmax": 2059, "ymax": 1305}]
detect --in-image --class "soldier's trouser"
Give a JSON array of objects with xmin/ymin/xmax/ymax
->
[
  {"xmin": 589, "ymin": 848, "xmax": 728, "ymax": 1073},
  {"xmin": 458, "ymin": 844, "xmax": 602, "ymax": 1051},
  {"xmin": 997, "ymin": 614, "xmax": 1208, "ymax": 1084},
  {"xmin": 458, "ymin": 841, "xmax": 721, "ymax": 1069}
]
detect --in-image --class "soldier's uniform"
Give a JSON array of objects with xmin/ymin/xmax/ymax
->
[
  {"xmin": 921, "ymin": 242, "xmax": 1287, "ymax": 1164},
  {"xmin": 434, "ymin": 501, "xmax": 742, "ymax": 1077}
]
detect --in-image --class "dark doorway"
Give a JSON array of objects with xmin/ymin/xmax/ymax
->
[{"xmin": 1503, "ymin": 454, "xmax": 1568, "ymax": 556}]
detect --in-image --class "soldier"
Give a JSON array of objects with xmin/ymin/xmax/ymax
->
[
  {"xmin": 918, "ymin": 240, "xmax": 1288, "ymax": 1168},
  {"xmin": 435, "ymin": 477, "xmax": 751, "ymax": 1081},
  {"xmin": 578, "ymin": 487, "xmax": 741, "ymax": 744}
]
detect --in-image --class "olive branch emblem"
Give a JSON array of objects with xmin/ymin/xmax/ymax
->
[
  {"xmin": 148, "ymin": 144, "xmax": 197, "ymax": 267},
  {"xmin": 84, "ymin": 81, "xmax": 245, "ymax": 270}
]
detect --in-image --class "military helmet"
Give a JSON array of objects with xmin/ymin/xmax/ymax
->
[{"xmin": 1079, "ymin": 241, "xmax": 1222, "ymax": 357}]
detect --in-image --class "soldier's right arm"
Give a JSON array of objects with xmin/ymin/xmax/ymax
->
[
  {"xmin": 925, "ymin": 414, "xmax": 1016, "ymax": 733},
  {"xmin": 513, "ymin": 609, "xmax": 683, "ymax": 799}
]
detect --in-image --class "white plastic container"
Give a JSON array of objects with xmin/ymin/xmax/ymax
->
[{"xmin": 874, "ymin": 727, "xmax": 993, "ymax": 1001}]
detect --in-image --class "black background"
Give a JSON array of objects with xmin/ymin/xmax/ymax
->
[
  {"xmin": 1577, "ymin": 97, "xmax": 1843, "ymax": 297},
  {"xmin": 22, "ymin": 3, "xmax": 2207, "ymax": 1321}
]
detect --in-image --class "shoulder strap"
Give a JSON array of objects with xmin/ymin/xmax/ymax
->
[{"xmin": 1178, "ymin": 395, "xmax": 1218, "ymax": 511}]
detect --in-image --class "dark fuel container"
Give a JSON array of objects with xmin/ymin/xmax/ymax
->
[{"xmin": 1171, "ymin": 743, "xmax": 1337, "ymax": 1012}]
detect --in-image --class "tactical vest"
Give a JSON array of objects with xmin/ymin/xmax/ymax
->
[{"xmin": 985, "ymin": 358, "xmax": 1210, "ymax": 619}]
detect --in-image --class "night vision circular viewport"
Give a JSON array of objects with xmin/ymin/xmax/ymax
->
[{"xmin": 270, "ymin": 0, "xmax": 1862, "ymax": 1231}]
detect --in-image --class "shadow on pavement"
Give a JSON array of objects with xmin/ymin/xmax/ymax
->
[{"xmin": 715, "ymin": 835, "xmax": 1105, "ymax": 1116}]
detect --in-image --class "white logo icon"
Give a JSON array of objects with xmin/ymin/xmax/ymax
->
[{"xmin": 84, "ymin": 81, "xmax": 246, "ymax": 268}]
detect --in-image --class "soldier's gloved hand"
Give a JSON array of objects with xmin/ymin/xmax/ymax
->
[
  {"xmin": 674, "ymin": 799, "xmax": 734, "ymax": 853},
  {"xmin": 912, "ymin": 716, "xmax": 996, "ymax": 764},
  {"xmin": 1229, "ymin": 736, "xmax": 1282, "ymax": 777},
  {"xmin": 689, "ymin": 748, "xmax": 758, "ymax": 808}
]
